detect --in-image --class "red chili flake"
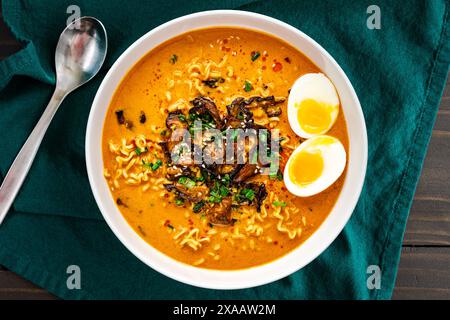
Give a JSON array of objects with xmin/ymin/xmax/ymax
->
[
  {"xmin": 223, "ymin": 39, "xmax": 228, "ymax": 44},
  {"xmin": 262, "ymin": 56, "xmax": 266, "ymax": 62},
  {"xmin": 163, "ymin": 220, "xmax": 170, "ymax": 227},
  {"xmin": 262, "ymin": 65, "xmax": 267, "ymax": 70},
  {"xmin": 284, "ymin": 57, "xmax": 291, "ymax": 64},
  {"xmin": 164, "ymin": 193, "xmax": 169, "ymax": 198},
  {"xmin": 272, "ymin": 61, "xmax": 283, "ymax": 72},
  {"xmin": 274, "ymin": 241, "xmax": 279, "ymax": 245},
  {"xmin": 265, "ymin": 204, "xmax": 270, "ymax": 209}
]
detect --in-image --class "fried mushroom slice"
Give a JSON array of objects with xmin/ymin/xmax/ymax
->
[
  {"xmin": 231, "ymin": 163, "xmax": 258, "ymax": 183},
  {"xmin": 255, "ymin": 183, "xmax": 268, "ymax": 212},
  {"xmin": 164, "ymin": 183, "xmax": 209, "ymax": 203},
  {"xmin": 234, "ymin": 183, "xmax": 267, "ymax": 212},
  {"xmin": 165, "ymin": 165, "xmax": 193, "ymax": 181},
  {"xmin": 208, "ymin": 198, "xmax": 234, "ymax": 226},
  {"xmin": 166, "ymin": 110, "xmax": 188, "ymax": 130},
  {"xmin": 226, "ymin": 97, "xmax": 253, "ymax": 123},
  {"xmin": 190, "ymin": 96, "xmax": 223, "ymax": 128},
  {"xmin": 229, "ymin": 96, "xmax": 285, "ymax": 118}
]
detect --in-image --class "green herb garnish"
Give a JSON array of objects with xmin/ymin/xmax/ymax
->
[
  {"xmin": 193, "ymin": 201, "xmax": 205, "ymax": 213},
  {"xmin": 269, "ymin": 170, "xmax": 283, "ymax": 181},
  {"xmin": 175, "ymin": 198, "xmax": 184, "ymax": 206},
  {"xmin": 151, "ymin": 159, "xmax": 163, "ymax": 171},
  {"xmin": 169, "ymin": 54, "xmax": 178, "ymax": 64},
  {"xmin": 208, "ymin": 181, "xmax": 229, "ymax": 203},
  {"xmin": 142, "ymin": 159, "xmax": 152, "ymax": 169},
  {"xmin": 219, "ymin": 185, "xmax": 229, "ymax": 197},
  {"xmin": 241, "ymin": 188, "xmax": 255, "ymax": 201},
  {"xmin": 142, "ymin": 159, "xmax": 162, "ymax": 171},
  {"xmin": 209, "ymin": 191, "xmax": 222, "ymax": 203},
  {"xmin": 178, "ymin": 176, "xmax": 196, "ymax": 189},
  {"xmin": 244, "ymin": 80, "xmax": 253, "ymax": 92},
  {"xmin": 222, "ymin": 174, "xmax": 231, "ymax": 185},
  {"xmin": 135, "ymin": 147, "xmax": 148, "ymax": 156},
  {"xmin": 273, "ymin": 201, "xmax": 287, "ymax": 207},
  {"xmin": 251, "ymin": 51, "xmax": 261, "ymax": 61}
]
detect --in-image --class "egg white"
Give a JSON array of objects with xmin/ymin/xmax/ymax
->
[
  {"xmin": 288, "ymin": 73, "xmax": 340, "ymax": 139},
  {"xmin": 283, "ymin": 135, "xmax": 346, "ymax": 197}
]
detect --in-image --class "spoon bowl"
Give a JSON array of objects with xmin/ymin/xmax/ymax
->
[
  {"xmin": 56, "ymin": 17, "xmax": 107, "ymax": 92},
  {"xmin": 0, "ymin": 17, "xmax": 107, "ymax": 225}
]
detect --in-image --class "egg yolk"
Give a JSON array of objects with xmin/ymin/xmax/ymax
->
[
  {"xmin": 289, "ymin": 150, "xmax": 324, "ymax": 186},
  {"xmin": 297, "ymin": 99, "xmax": 334, "ymax": 134}
]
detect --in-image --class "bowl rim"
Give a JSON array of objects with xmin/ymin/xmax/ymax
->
[{"xmin": 86, "ymin": 9, "xmax": 367, "ymax": 290}]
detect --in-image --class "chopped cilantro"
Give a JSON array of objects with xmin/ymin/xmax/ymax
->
[
  {"xmin": 175, "ymin": 198, "xmax": 184, "ymax": 206},
  {"xmin": 241, "ymin": 188, "xmax": 255, "ymax": 201},
  {"xmin": 244, "ymin": 80, "xmax": 253, "ymax": 92},
  {"xmin": 193, "ymin": 201, "xmax": 205, "ymax": 213},
  {"xmin": 219, "ymin": 185, "xmax": 229, "ymax": 197}
]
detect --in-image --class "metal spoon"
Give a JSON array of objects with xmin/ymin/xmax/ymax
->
[{"xmin": 0, "ymin": 17, "xmax": 107, "ymax": 225}]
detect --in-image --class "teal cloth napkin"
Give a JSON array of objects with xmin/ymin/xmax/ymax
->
[{"xmin": 0, "ymin": 0, "xmax": 449, "ymax": 299}]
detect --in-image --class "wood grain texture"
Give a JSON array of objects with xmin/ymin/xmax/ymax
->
[
  {"xmin": 0, "ymin": 10, "xmax": 448, "ymax": 299},
  {"xmin": 0, "ymin": 269, "xmax": 56, "ymax": 300},
  {"xmin": 403, "ymin": 80, "xmax": 450, "ymax": 246},
  {"xmin": 392, "ymin": 247, "xmax": 450, "ymax": 300}
]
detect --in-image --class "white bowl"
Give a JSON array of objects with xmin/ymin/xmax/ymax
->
[{"xmin": 86, "ymin": 10, "xmax": 367, "ymax": 290}]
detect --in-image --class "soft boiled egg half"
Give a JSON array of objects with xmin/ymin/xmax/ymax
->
[
  {"xmin": 283, "ymin": 135, "xmax": 346, "ymax": 197},
  {"xmin": 288, "ymin": 73, "xmax": 340, "ymax": 139}
]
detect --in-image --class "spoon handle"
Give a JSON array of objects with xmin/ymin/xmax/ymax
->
[{"xmin": 0, "ymin": 89, "xmax": 66, "ymax": 225}]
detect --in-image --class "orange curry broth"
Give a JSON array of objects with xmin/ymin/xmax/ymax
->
[{"xmin": 102, "ymin": 28, "xmax": 349, "ymax": 269}]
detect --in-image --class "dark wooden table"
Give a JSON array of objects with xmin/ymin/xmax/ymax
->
[{"xmin": 0, "ymin": 10, "xmax": 449, "ymax": 300}]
